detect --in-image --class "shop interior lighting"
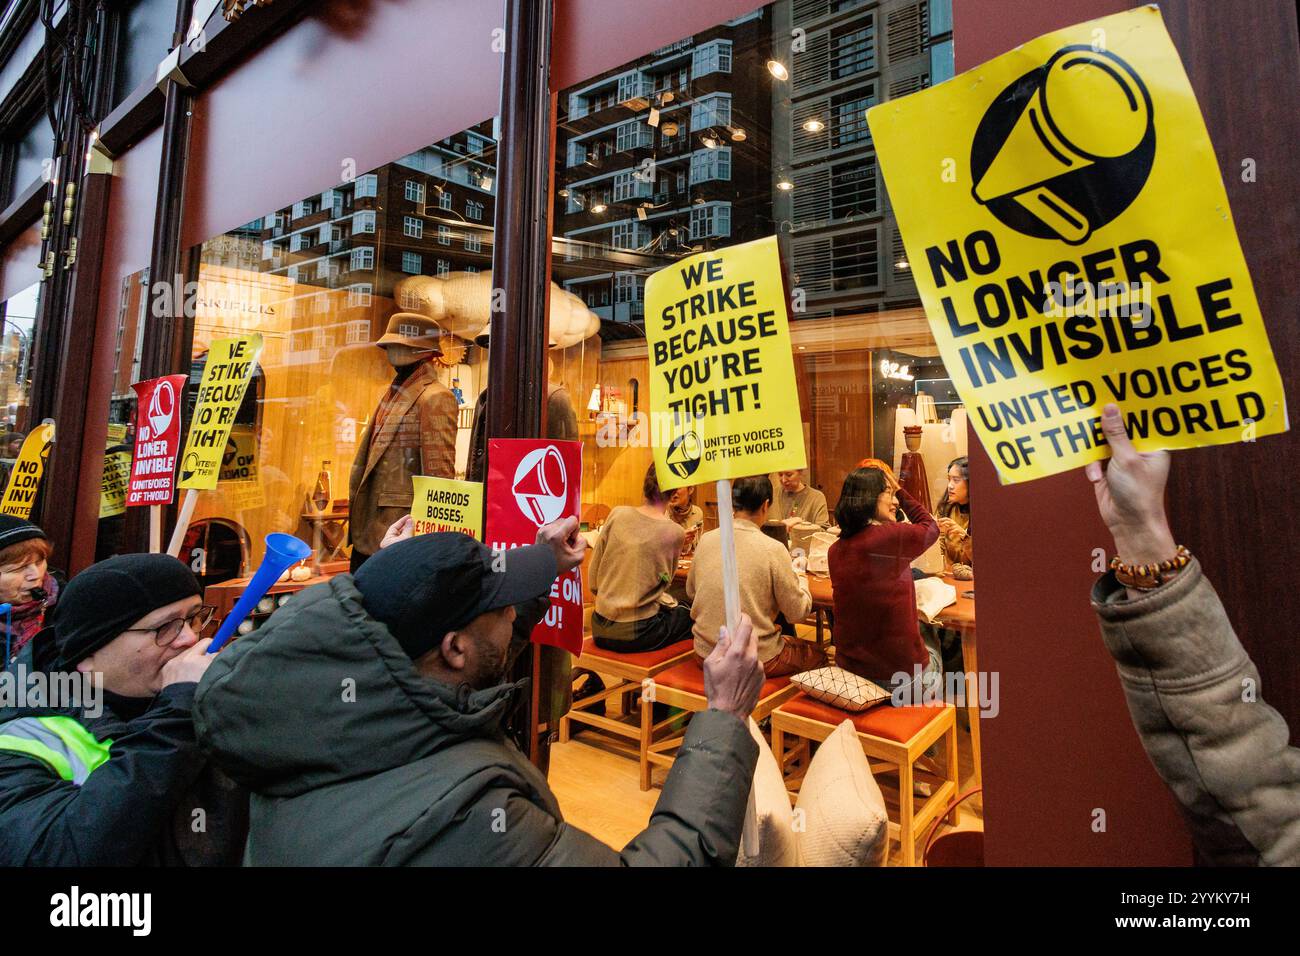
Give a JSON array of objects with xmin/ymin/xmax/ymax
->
[
  {"xmin": 728, "ymin": 126, "xmax": 747, "ymax": 141},
  {"xmin": 767, "ymin": 59, "xmax": 789, "ymax": 81},
  {"xmin": 660, "ymin": 120, "xmax": 680, "ymax": 137},
  {"xmin": 701, "ymin": 131, "xmax": 721, "ymax": 149},
  {"xmin": 590, "ymin": 202, "xmax": 607, "ymax": 214},
  {"xmin": 895, "ymin": 258, "xmax": 911, "ymax": 271},
  {"xmin": 776, "ymin": 179, "xmax": 794, "ymax": 191},
  {"xmin": 802, "ymin": 118, "xmax": 825, "ymax": 133}
]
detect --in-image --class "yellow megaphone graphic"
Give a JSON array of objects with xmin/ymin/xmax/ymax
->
[{"xmin": 973, "ymin": 48, "xmax": 1151, "ymax": 244}]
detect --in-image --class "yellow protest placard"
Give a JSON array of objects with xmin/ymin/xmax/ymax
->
[
  {"xmin": 644, "ymin": 235, "xmax": 806, "ymax": 490},
  {"xmin": 178, "ymin": 334, "xmax": 264, "ymax": 491},
  {"xmin": 0, "ymin": 422, "xmax": 55, "ymax": 519},
  {"xmin": 219, "ymin": 425, "xmax": 259, "ymax": 483},
  {"xmin": 411, "ymin": 476, "xmax": 483, "ymax": 538},
  {"xmin": 867, "ymin": 6, "xmax": 1287, "ymax": 484},
  {"xmin": 99, "ymin": 449, "xmax": 132, "ymax": 518},
  {"xmin": 106, "ymin": 423, "xmax": 127, "ymax": 445}
]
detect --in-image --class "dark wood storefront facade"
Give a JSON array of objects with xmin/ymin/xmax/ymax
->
[{"xmin": 0, "ymin": 0, "xmax": 1295, "ymax": 866}]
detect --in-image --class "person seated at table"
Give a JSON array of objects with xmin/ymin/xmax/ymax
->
[
  {"xmin": 935, "ymin": 456, "xmax": 972, "ymax": 574},
  {"xmin": 829, "ymin": 466, "xmax": 942, "ymax": 697},
  {"xmin": 667, "ymin": 485, "xmax": 704, "ymax": 555},
  {"xmin": 771, "ymin": 469, "xmax": 829, "ymax": 527},
  {"xmin": 688, "ymin": 476, "xmax": 825, "ymax": 677},
  {"xmin": 588, "ymin": 466, "xmax": 691, "ymax": 653}
]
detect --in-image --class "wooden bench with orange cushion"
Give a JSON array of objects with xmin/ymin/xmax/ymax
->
[
  {"xmin": 641, "ymin": 658, "xmax": 798, "ymax": 790},
  {"xmin": 559, "ymin": 638, "xmax": 696, "ymax": 789},
  {"xmin": 771, "ymin": 692, "xmax": 959, "ymax": 866}
]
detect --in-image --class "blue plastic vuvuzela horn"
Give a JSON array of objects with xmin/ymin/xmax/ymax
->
[{"xmin": 207, "ymin": 533, "xmax": 313, "ymax": 654}]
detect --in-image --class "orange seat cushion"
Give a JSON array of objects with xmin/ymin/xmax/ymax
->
[
  {"xmin": 655, "ymin": 658, "xmax": 791, "ymax": 700},
  {"xmin": 777, "ymin": 692, "xmax": 950, "ymax": 743},
  {"xmin": 580, "ymin": 637, "xmax": 694, "ymax": 670}
]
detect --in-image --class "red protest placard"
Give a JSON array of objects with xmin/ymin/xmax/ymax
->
[
  {"xmin": 127, "ymin": 374, "xmax": 188, "ymax": 507},
  {"xmin": 484, "ymin": 439, "xmax": 583, "ymax": 656}
]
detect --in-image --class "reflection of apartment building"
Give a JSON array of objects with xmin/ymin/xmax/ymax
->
[
  {"xmin": 199, "ymin": 120, "xmax": 499, "ymax": 364},
  {"xmin": 554, "ymin": 12, "xmax": 771, "ymax": 331},
  {"xmin": 775, "ymin": 0, "xmax": 953, "ymax": 319}
]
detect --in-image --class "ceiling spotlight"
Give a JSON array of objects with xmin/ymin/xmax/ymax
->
[
  {"xmin": 776, "ymin": 179, "xmax": 794, "ymax": 191},
  {"xmin": 767, "ymin": 60, "xmax": 789, "ymax": 81},
  {"xmin": 803, "ymin": 118, "xmax": 825, "ymax": 133},
  {"xmin": 591, "ymin": 202, "xmax": 607, "ymax": 214}
]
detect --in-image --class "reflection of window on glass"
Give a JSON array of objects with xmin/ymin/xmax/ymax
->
[
  {"xmin": 353, "ymin": 211, "xmax": 375, "ymax": 233},
  {"xmin": 466, "ymin": 200, "xmax": 484, "ymax": 221},
  {"xmin": 615, "ymin": 120, "xmax": 652, "ymax": 153},
  {"xmin": 438, "ymin": 190, "xmax": 452, "ymax": 211},
  {"xmin": 346, "ymin": 320, "xmax": 369, "ymax": 344},
  {"xmin": 404, "ymin": 180, "xmax": 425, "ymax": 204},
  {"xmin": 832, "ymin": 90, "xmax": 873, "ymax": 148},
  {"xmin": 830, "ymin": 228, "xmax": 880, "ymax": 291},
  {"xmin": 692, "ymin": 39, "xmax": 732, "ymax": 77},
  {"xmin": 690, "ymin": 147, "xmax": 731, "ymax": 185},
  {"xmin": 403, "ymin": 216, "xmax": 423, "ymax": 239},
  {"xmin": 402, "ymin": 251, "xmax": 423, "ymax": 274},
  {"xmin": 347, "ymin": 284, "xmax": 372, "ymax": 308},
  {"xmin": 689, "ymin": 93, "xmax": 731, "ymax": 131},
  {"xmin": 437, "ymin": 225, "xmax": 451, "ymax": 245},
  {"xmin": 611, "ymin": 221, "xmax": 649, "ymax": 250},
  {"xmin": 354, "ymin": 174, "xmax": 378, "ymax": 199},
  {"xmin": 830, "ymin": 157, "xmax": 878, "ymax": 219},
  {"xmin": 689, "ymin": 202, "xmax": 731, "ymax": 240},
  {"xmin": 436, "ymin": 259, "xmax": 450, "ymax": 277},
  {"xmin": 833, "ymin": 19, "xmax": 875, "ymax": 79},
  {"xmin": 350, "ymin": 247, "xmax": 374, "ymax": 271},
  {"xmin": 465, "ymin": 234, "xmax": 482, "ymax": 253},
  {"xmin": 613, "ymin": 170, "xmax": 652, "ymax": 201}
]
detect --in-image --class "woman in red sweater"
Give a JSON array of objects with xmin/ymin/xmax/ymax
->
[{"xmin": 828, "ymin": 466, "xmax": 942, "ymax": 698}]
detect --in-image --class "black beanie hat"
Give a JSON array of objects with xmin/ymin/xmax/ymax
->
[
  {"xmin": 354, "ymin": 532, "xmax": 556, "ymax": 661},
  {"xmin": 49, "ymin": 553, "xmax": 201, "ymax": 668},
  {"xmin": 0, "ymin": 515, "xmax": 47, "ymax": 553}
]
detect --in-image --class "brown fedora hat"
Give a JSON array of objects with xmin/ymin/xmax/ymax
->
[{"xmin": 376, "ymin": 311, "xmax": 444, "ymax": 352}]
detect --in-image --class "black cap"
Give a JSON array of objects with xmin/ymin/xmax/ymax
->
[
  {"xmin": 0, "ymin": 516, "xmax": 46, "ymax": 553},
  {"xmin": 49, "ymin": 553, "xmax": 201, "ymax": 668},
  {"xmin": 353, "ymin": 533, "xmax": 557, "ymax": 660}
]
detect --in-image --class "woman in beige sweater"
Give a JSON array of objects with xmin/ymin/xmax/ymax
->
[{"xmin": 588, "ymin": 466, "xmax": 692, "ymax": 653}]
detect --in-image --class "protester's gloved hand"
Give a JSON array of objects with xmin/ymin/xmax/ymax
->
[
  {"xmin": 380, "ymin": 515, "xmax": 415, "ymax": 550},
  {"xmin": 161, "ymin": 637, "xmax": 215, "ymax": 687},
  {"xmin": 1085, "ymin": 403, "xmax": 1176, "ymax": 569},
  {"xmin": 536, "ymin": 516, "xmax": 586, "ymax": 575},
  {"xmin": 704, "ymin": 613, "xmax": 764, "ymax": 721}
]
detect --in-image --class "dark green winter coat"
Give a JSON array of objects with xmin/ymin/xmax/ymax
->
[{"xmin": 193, "ymin": 574, "xmax": 757, "ymax": 865}]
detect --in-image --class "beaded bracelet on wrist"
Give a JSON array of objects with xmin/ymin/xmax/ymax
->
[{"xmin": 1110, "ymin": 544, "xmax": 1191, "ymax": 591}]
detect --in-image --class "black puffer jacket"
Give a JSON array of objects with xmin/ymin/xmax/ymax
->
[
  {"xmin": 194, "ymin": 573, "xmax": 757, "ymax": 865},
  {"xmin": 0, "ymin": 632, "xmax": 248, "ymax": 866}
]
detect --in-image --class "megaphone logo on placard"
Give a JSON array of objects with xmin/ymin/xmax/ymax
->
[
  {"xmin": 971, "ymin": 46, "xmax": 1154, "ymax": 245},
  {"xmin": 665, "ymin": 430, "xmax": 702, "ymax": 480},
  {"xmin": 148, "ymin": 379, "xmax": 177, "ymax": 437},
  {"xmin": 512, "ymin": 445, "xmax": 568, "ymax": 527}
]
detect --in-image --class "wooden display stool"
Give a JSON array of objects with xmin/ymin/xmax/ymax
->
[
  {"xmin": 771, "ymin": 693, "xmax": 960, "ymax": 867},
  {"xmin": 559, "ymin": 638, "xmax": 696, "ymax": 790},
  {"xmin": 642, "ymin": 658, "xmax": 798, "ymax": 790}
]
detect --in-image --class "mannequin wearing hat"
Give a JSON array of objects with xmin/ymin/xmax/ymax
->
[{"xmin": 348, "ymin": 312, "xmax": 457, "ymax": 571}]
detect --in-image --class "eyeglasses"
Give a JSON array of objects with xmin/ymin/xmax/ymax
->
[{"xmin": 124, "ymin": 604, "xmax": 217, "ymax": 648}]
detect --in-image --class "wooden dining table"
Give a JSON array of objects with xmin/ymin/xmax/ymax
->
[{"xmin": 673, "ymin": 561, "xmax": 981, "ymax": 779}]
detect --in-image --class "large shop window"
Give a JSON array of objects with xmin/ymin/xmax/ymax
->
[
  {"xmin": 550, "ymin": 0, "xmax": 976, "ymax": 817},
  {"xmin": 93, "ymin": 120, "xmax": 500, "ymax": 580},
  {"xmin": 0, "ymin": 282, "xmax": 42, "ymax": 495}
]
